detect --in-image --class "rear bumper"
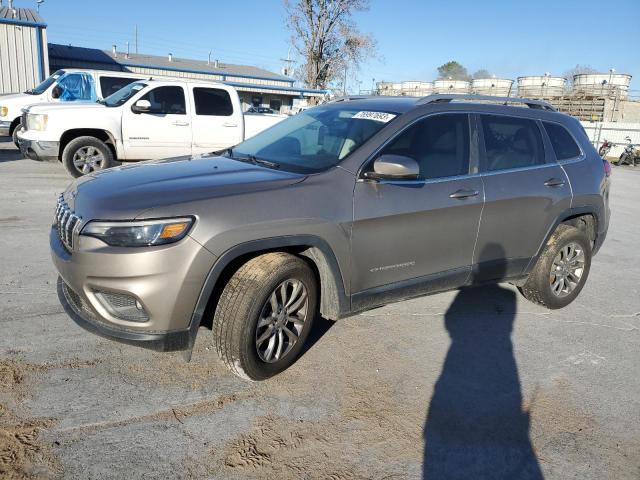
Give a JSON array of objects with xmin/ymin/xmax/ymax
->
[
  {"xmin": 17, "ymin": 134, "xmax": 59, "ymax": 162},
  {"xmin": 0, "ymin": 121, "xmax": 11, "ymax": 136}
]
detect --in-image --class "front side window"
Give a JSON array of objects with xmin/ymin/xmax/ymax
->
[
  {"xmin": 103, "ymin": 82, "xmax": 147, "ymax": 107},
  {"xmin": 193, "ymin": 87, "xmax": 233, "ymax": 116},
  {"xmin": 481, "ymin": 115, "xmax": 544, "ymax": 171},
  {"xmin": 379, "ymin": 114, "xmax": 470, "ymax": 179},
  {"xmin": 99, "ymin": 77, "xmax": 140, "ymax": 98},
  {"xmin": 231, "ymin": 106, "xmax": 397, "ymax": 173},
  {"xmin": 56, "ymin": 73, "xmax": 97, "ymax": 102},
  {"xmin": 543, "ymin": 122, "xmax": 581, "ymax": 160},
  {"xmin": 140, "ymin": 86, "xmax": 186, "ymax": 115}
]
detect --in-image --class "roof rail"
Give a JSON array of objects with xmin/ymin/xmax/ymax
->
[
  {"xmin": 328, "ymin": 95, "xmax": 378, "ymax": 103},
  {"xmin": 416, "ymin": 94, "xmax": 557, "ymax": 111}
]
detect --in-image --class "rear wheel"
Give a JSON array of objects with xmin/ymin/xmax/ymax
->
[
  {"xmin": 213, "ymin": 252, "xmax": 318, "ymax": 381},
  {"xmin": 518, "ymin": 224, "xmax": 591, "ymax": 309},
  {"xmin": 62, "ymin": 136, "xmax": 114, "ymax": 177}
]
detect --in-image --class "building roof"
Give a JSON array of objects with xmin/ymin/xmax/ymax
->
[
  {"xmin": 0, "ymin": 6, "xmax": 45, "ymax": 26},
  {"xmin": 48, "ymin": 43, "xmax": 292, "ymax": 83}
]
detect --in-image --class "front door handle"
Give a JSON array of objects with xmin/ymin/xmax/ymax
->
[
  {"xmin": 172, "ymin": 121, "xmax": 190, "ymax": 127},
  {"xmin": 449, "ymin": 189, "xmax": 479, "ymax": 199},
  {"xmin": 223, "ymin": 122, "xmax": 238, "ymax": 127},
  {"xmin": 544, "ymin": 178, "xmax": 565, "ymax": 187}
]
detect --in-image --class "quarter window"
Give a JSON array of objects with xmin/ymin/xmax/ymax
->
[
  {"xmin": 480, "ymin": 115, "xmax": 544, "ymax": 171},
  {"xmin": 99, "ymin": 77, "xmax": 139, "ymax": 98},
  {"xmin": 543, "ymin": 122, "xmax": 581, "ymax": 160},
  {"xmin": 140, "ymin": 86, "xmax": 186, "ymax": 115},
  {"xmin": 193, "ymin": 87, "xmax": 233, "ymax": 116},
  {"xmin": 379, "ymin": 114, "xmax": 470, "ymax": 179}
]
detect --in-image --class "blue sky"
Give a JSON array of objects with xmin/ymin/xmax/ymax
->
[{"xmin": 37, "ymin": 0, "xmax": 639, "ymax": 91}]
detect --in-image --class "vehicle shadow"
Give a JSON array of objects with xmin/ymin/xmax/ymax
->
[
  {"xmin": 0, "ymin": 138, "xmax": 24, "ymax": 163},
  {"xmin": 423, "ymin": 244, "xmax": 543, "ymax": 480},
  {"xmin": 297, "ymin": 315, "xmax": 335, "ymax": 360}
]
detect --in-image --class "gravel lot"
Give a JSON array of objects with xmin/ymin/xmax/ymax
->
[{"xmin": 0, "ymin": 137, "xmax": 638, "ymax": 479}]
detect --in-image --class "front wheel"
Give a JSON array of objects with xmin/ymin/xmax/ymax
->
[
  {"xmin": 213, "ymin": 252, "xmax": 318, "ymax": 381},
  {"xmin": 518, "ymin": 224, "xmax": 592, "ymax": 309},
  {"xmin": 62, "ymin": 136, "xmax": 114, "ymax": 178},
  {"xmin": 12, "ymin": 122, "xmax": 22, "ymax": 148}
]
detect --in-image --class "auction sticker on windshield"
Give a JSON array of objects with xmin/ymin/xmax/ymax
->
[{"xmin": 352, "ymin": 111, "xmax": 396, "ymax": 123}]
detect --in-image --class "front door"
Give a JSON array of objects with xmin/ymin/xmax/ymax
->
[
  {"xmin": 190, "ymin": 86, "xmax": 243, "ymax": 154},
  {"xmin": 122, "ymin": 84, "xmax": 192, "ymax": 160},
  {"xmin": 350, "ymin": 113, "xmax": 484, "ymax": 307}
]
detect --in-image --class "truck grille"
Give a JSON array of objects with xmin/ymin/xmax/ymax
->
[
  {"xmin": 55, "ymin": 194, "xmax": 81, "ymax": 252},
  {"xmin": 21, "ymin": 112, "xmax": 27, "ymax": 129}
]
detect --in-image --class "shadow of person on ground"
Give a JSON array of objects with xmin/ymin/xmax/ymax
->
[{"xmin": 423, "ymin": 243, "xmax": 543, "ymax": 480}]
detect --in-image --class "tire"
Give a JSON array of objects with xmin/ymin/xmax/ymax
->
[
  {"xmin": 213, "ymin": 252, "xmax": 318, "ymax": 381},
  {"xmin": 62, "ymin": 136, "xmax": 114, "ymax": 178},
  {"xmin": 12, "ymin": 122, "xmax": 21, "ymax": 148},
  {"xmin": 518, "ymin": 224, "xmax": 591, "ymax": 309}
]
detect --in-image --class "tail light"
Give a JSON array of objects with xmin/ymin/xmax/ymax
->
[{"xmin": 603, "ymin": 159, "xmax": 612, "ymax": 177}]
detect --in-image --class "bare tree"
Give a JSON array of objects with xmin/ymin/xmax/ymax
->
[
  {"xmin": 284, "ymin": 0, "xmax": 376, "ymax": 92},
  {"xmin": 563, "ymin": 64, "xmax": 598, "ymax": 85}
]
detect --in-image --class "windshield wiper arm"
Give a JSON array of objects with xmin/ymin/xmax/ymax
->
[{"xmin": 227, "ymin": 151, "xmax": 280, "ymax": 169}]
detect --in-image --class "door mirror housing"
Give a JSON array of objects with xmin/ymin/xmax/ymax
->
[
  {"xmin": 364, "ymin": 154, "xmax": 420, "ymax": 180},
  {"xmin": 51, "ymin": 85, "xmax": 62, "ymax": 99},
  {"xmin": 132, "ymin": 99, "xmax": 151, "ymax": 114}
]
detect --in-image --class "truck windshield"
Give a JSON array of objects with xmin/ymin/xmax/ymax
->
[
  {"xmin": 103, "ymin": 82, "xmax": 147, "ymax": 107},
  {"xmin": 230, "ymin": 106, "xmax": 398, "ymax": 174},
  {"xmin": 25, "ymin": 70, "xmax": 66, "ymax": 95}
]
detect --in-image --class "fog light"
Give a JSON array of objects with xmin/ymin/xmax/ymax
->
[{"xmin": 93, "ymin": 290, "xmax": 149, "ymax": 322}]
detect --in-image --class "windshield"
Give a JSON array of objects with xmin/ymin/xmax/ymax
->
[
  {"xmin": 231, "ymin": 106, "xmax": 397, "ymax": 173},
  {"xmin": 103, "ymin": 82, "xmax": 147, "ymax": 107},
  {"xmin": 25, "ymin": 70, "xmax": 65, "ymax": 95}
]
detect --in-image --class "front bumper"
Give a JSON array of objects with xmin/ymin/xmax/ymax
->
[
  {"xmin": 0, "ymin": 120, "xmax": 11, "ymax": 136},
  {"xmin": 50, "ymin": 225, "xmax": 216, "ymax": 351},
  {"xmin": 17, "ymin": 133, "xmax": 59, "ymax": 162}
]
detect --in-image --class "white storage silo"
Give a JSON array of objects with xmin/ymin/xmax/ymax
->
[
  {"xmin": 401, "ymin": 81, "xmax": 433, "ymax": 97},
  {"xmin": 517, "ymin": 76, "xmax": 566, "ymax": 97},
  {"xmin": 573, "ymin": 73, "xmax": 631, "ymax": 98},
  {"xmin": 472, "ymin": 78, "xmax": 514, "ymax": 96},
  {"xmin": 433, "ymin": 79, "xmax": 471, "ymax": 94}
]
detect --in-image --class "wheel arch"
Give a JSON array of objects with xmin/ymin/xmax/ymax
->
[
  {"xmin": 59, "ymin": 129, "xmax": 117, "ymax": 160},
  {"xmin": 192, "ymin": 236, "xmax": 350, "ymax": 334},
  {"xmin": 8, "ymin": 117, "xmax": 21, "ymax": 136}
]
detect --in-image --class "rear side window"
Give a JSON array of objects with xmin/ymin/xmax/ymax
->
[
  {"xmin": 99, "ymin": 77, "xmax": 139, "ymax": 98},
  {"xmin": 140, "ymin": 86, "xmax": 186, "ymax": 115},
  {"xmin": 193, "ymin": 87, "xmax": 233, "ymax": 116},
  {"xmin": 381, "ymin": 113, "xmax": 470, "ymax": 179},
  {"xmin": 480, "ymin": 115, "xmax": 544, "ymax": 171},
  {"xmin": 543, "ymin": 122, "xmax": 581, "ymax": 160}
]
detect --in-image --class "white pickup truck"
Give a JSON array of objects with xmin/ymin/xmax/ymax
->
[
  {"xmin": 17, "ymin": 78, "xmax": 286, "ymax": 177},
  {"xmin": 0, "ymin": 69, "xmax": 148, "ymax": 145}
]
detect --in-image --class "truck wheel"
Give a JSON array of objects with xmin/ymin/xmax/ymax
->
[
  {"xmin": 213, "ymin": 252, "xmax": 318, "ymax": 381},
  {"xmin": 62, "ymin": 136, "xmax": 114, "ymax": 178},
  {"xmin": 518, "ymin": 224, "xmax": 591, "ymax": 309},
  {"xmin": 12, "ymin": 122, "xmax": 22, "ymax": 148}
]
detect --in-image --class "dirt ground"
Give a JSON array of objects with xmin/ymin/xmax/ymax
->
[{"xmin": 0, "ymin": 138, "xmax": 638, "ymax": 479}]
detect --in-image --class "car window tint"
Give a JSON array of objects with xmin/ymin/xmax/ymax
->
[
  {"xmin": 140, "ymin": 86, "xmax": 186, "ymax": 115},
  {"xmin": 543, "ymin": 122, "xmax": 581, "ymax": 160},
  {"xmin": 381, "ymin": 114, "xmax": 470, "ymax": 179},
  {"xmin": 193, "ymin": 87, "xmax": 233, "ymax": 116},
  {"xmin": 99, "ymin": 77, "xmax": 139, "ymax": 98},
  {"xmin": 480, "ymin": 115, "xmax": 544, "ymax": 171}
]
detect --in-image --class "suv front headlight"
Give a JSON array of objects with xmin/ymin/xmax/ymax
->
[
  {"xmin": 26, "ymin": 113, "xmax": 48, "ymax": 131},
  {"xmin": 0, "ymin": 106, "xmax": 7, "ymax": 117},
  {"xmin": 80, "ymin": 218, "xmax": 194, "ymax": 247}
]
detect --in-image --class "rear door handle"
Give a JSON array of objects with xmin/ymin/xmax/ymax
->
[
  {"xmin": 544, "ymin": 178, "xmax": 565, "ymax": 187},
  {"xmin": 449, "ymin": 189, "xmax": 479, "ymax": 199},
  {"xmin": 223, "ymin": 122, "xmax": 238, "ymax": 127},
  {"xmin": 172, "ymin": 121, "xmax": 190, "ymax": 127}
]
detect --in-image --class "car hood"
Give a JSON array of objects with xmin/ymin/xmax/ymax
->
[
  {"xmin": 26, "ymin": 102, "xmax": 104, "ymax": 114},
  {"xmin": 63, "ymin": 155, "xmax": 306, "ymax": 220}
]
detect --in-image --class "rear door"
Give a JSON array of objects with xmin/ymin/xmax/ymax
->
[
  {"xmin": 350, "ymin": 113, "xmax": 484, "ymax": 303},
  {"xmin": 121, "ymin": 84, "xmax": 192, "ymax": 160},
  {"xmin": 190, "ymin": 86, "xmax": 243, "ymax": 154},
  {"xmin": 473, "ymin": 113, "xmax": 571, "ymax": 280},
  {"xmin": 97, "ymin": 75, "xmax": 140, "ymax": 99}
]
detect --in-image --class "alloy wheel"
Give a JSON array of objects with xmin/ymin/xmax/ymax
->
[
  {"xmin": 549, "ymin": 242, "xmax": 585, "ymax": 298},
  {"xmin": 73, "ymin": 146, "xmax": 105, "ymax": 174}
]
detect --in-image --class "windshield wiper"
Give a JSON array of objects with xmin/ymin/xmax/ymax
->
[
  {"xmin": 24, "ymin": 89, "xmax": 36, "ymax": 95},
  {"xmin": 226, "ymin": 149, "xmax": 280, "ymax": 169},
  {"xmin": 96, "ymin": 98, "xmax": 106, "ymax": 105}
]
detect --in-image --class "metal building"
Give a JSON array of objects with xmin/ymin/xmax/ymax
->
[
  {"xmin": 0, "ymin": 5, "xmax": 48, "ymax": 94},
  {"xmin": 48, "ymin": 44, "xmax": 326, "ymax": 113}
]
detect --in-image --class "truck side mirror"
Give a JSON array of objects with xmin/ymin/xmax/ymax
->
[
  {"xmin": 51, "ymin": 85, "xmax": 62, "ymax": 99},
  {"xmin": 132, "ymin": 99, "xmax": 151, "ymax": 114}
]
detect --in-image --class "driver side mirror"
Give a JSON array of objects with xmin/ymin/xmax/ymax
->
[
  {"xmin": 51, "ymin": 85, "xmax": 62, "ymax": 99},
  {"xmin": 131, "ymin": 99, "xmax": 151, "ymax": 114},
  {"xmin": 364, "ymin": 154, "xmax": 420, "ymax": 180}
]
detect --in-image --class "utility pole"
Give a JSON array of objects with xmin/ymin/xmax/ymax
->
[
  {"xmin": 208, "ymin": 50, "xmax": 212, "ymax": 66},
  {"xmin": 343, "ymin": 65, "xmax": 348, "ymax": 96},
  {"xmin": 280, "ymin": 48, "xmax": 294, "ymax": 77},
  {"xmin": 135, "ymin": 25, "xmax": 138, "ymax": 55}
]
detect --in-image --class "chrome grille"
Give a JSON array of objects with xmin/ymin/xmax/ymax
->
[
  {"xmin": 21, "ymin": 112, "xmax": 27, "ymax": 130},
  {"xmin": 55, "ymin": 194, "xmax": 81, "ymax": 252}
]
